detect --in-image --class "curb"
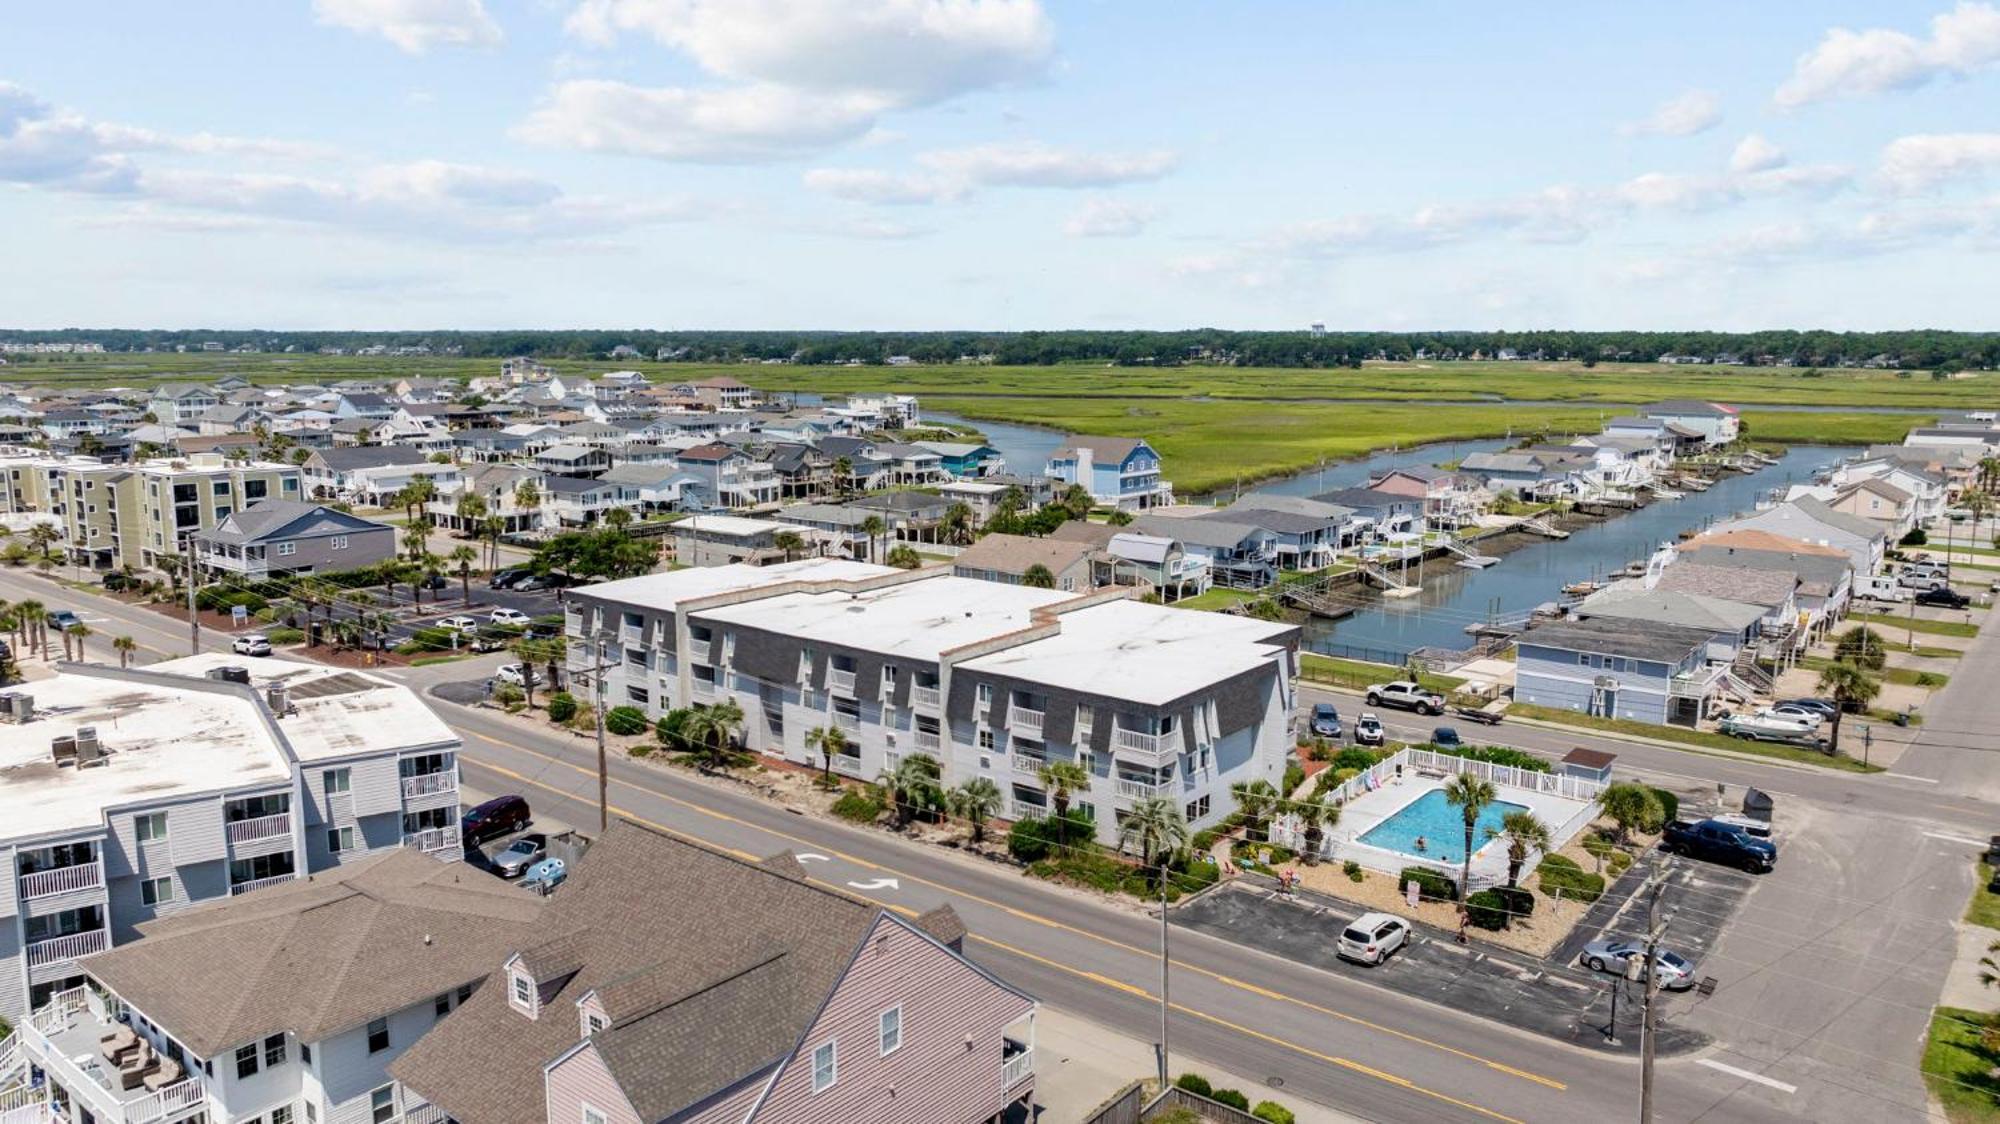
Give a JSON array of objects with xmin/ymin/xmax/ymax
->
[{"xmin": 1501, "ymin": 714, "xmax": 1865, "ymax": 776}]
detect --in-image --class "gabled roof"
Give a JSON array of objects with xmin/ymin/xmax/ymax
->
[
  {"xmin": 196, "ymin": 500, "xmax": 391, "ymax": 546},
  {"xmin": 310, "ymin": 446, "xmax": 437, "ymax": 472},
  {"xmin": 598, "ymin": 463, "xmax": 682, "ymax": 487},
  {"xmin": 1052, "ymin": 435, "xmax": 1147, "ymax": 462},
  {"xmin": 1517, "ymin": 616, "xmax": 1716, "ymax": 663},
  {"xmin": 952, "ymin": 533, "xmax": 1095, "ymax": 576},
  {"xmin": 1839, "ymin": 477, "xmax": 1912, "ymax": 504},
  {"xmin": 674, "ymin": 442, "xmax": 740, "ymax": 463},
  {"xmin": 1578, "ymin": 586, "xmax": 1768, "ymax": 633},
  {"xmin": 1654, "ymin": 562, "xmax": 1799, "ymax": 608},
  {"xmin": 1642, "ymin": 399, "xmax": 1735, "ymax": 417},
  {"xmin": 1313, "ymin": 486, "xmax": 1416, "ymax": 511},
  {"xmin": 1134, "ymin": 513, "xmax": 1266, "ymax": 549},
  {"xmin": 1681, "ymin": 529, "xmax": 1845, "ymax": 558},
  {"xmin": 1789, "ymin": 497, "xmax": 1889, "ymax": 541},
  {"xmin": 540, "ymin": 474, "xmax": 614, "ymax": 496}
]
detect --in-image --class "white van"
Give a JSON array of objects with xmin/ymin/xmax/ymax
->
[{"xmin": 1855, "ymin": 575, "xmax": 1912, "ymax": 603}]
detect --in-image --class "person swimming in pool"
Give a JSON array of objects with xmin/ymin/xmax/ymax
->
[{"xmin": 1413, "ymin": 835, "xmax": 1427, "ymax": 853}]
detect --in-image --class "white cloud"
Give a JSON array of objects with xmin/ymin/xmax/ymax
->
[
  {"xmin": 1879, "ymin": 132, "xmax": 2000, "ymax": 191},
  {"xmin": 1063, "ymin": 198, "xmax": 1156, "ymax": 237},
  {"xmin": 917, "ymin": 142, "xmax": 1177, "ymax": 187},
  {"xmin": 802, "ymin": 168, "xmax": 962, "ymax": 204},
  {"xmin": 1619, "ymin": 89, "xmax": 1722, "ymax": 137},
  {"xmin": 1730, "ymin": 134, "xmax": 1787, "ymax": 174},
  {"xmin": 312, "ymin": 0, "xmax": 503, "ymax": 54},
  {"xmin": 1775, "ymin": 2, "xmax": 2000, "ymax": 108},
  {"xmin": 539, "ymin": 0, "xmax": 1053, "ymax": 162}
]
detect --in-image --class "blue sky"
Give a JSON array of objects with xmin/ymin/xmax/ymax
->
[{"xmin": 3, "ymin": 1, "xmax": 1998, "ymax": 331}]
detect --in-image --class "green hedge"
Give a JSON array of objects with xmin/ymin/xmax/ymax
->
[
  {"xmin": 1425, "ymin": 743, "xmax": 1551, "ymax": 772},
  {"xmin": 832, "ymin": 790, "xmax": 883, "ymax": 824},
  {"xmin": 1464, "ymin": 889, "xmax": 1509, "ymax": 930},
  {"xmin": 1649, "ymin": 787, "xmax": 1679, "ymax": 824},
  {"xmin": 1332, "ymin": 747, "xmax": 1385, "ymax": 771},
  {"xmin": 1253, "ymin": 1103, "xmax": 1296, "ymax": 1124},
  {"xmin": 605, "ymin": 706, "xmax": 648, "ymax": 736},
  {"xmin": 1399, "ymin": 865, "xmax": 1458, "ymax": 903},
  {"xmin": 1174, "ymin": 1074, "xmax": 1212, "ymax": 1097},
  {"xmin": 545, "ymin": 692, "xmax": 579, "ymax": 723},
  {"xmin": 266, "ymin": 627, "xmax": 303, "ymax": 645},
  {"xmin": 1492, "ymin": 885, "xmax": 1534, "ymax": 921},
  {"xmin": 1211, "ymin": 1088, "xmax": 1251, "ymax": 1111},
  {"xmin": 1535, "ymin": 854, "xmax": 1606, "ymax": 902}
]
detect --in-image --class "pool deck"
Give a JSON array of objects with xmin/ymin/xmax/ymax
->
[{"xmin": 1318, "ymin": 775, "xmax": 1595, "ymax": 883}]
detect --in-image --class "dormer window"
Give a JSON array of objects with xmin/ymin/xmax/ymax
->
[{"xmin": 509, "ymin": 969, "xmax": 537, "ymax": 1018}]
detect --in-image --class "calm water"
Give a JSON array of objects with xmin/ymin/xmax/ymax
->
[
  {"xmin": 1305, "ymin": 444, "xmax": 1849, "ymax": 659},
  {"xmin": 1357, "ymin": 788, "xmax": 1529, "ymax": 865}
]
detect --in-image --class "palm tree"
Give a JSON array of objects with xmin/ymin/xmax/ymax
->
[
  {"xmin": 482, "ymin": 515, "xmax": 507, "ymax": 572},
  {"xmin": 397, "ymin": 477, "xmax": 438, "ymax": 532},
  {"xmin": 859, "ymin": 515, "xmax": 886, "ymax": 563},
  {"xmin": 26, "ymin": 523, "xmax": 59, "ymax": 562},
  {"xmin": 514, "ymin": 480, "xmax": 541, "ymax": 530},
  {"xmin": 1021, "ymin": 563, "xmax": 1057, "ymax": 589},
  {"xmin": 1231, "ymin": 778, "xmax": 1279, "ymax": 842},
  {"xmin": 16, "ymin": 599, "xmax": 44, "ymax": 660},
  {"xmin": 605, "ymin": 507, "xmax": 633, "ymax": 529},
  {"xmin": 1118, "ymin": 796, "xmax": 1190, "ymax": 884},
  {"xmin": 113, "ymin": 635, "xmax": 136, "ymax": 668},
  {"xmin": 1488, "ymin": 810, "xmax": 1552, "ymax": 888},
  {"xmin": 400, "ymin": 522, "xmax": 431, "ymax": 564},
  {"xmin": 449, "ymin": 546, "xmax": 478, "ymax": 605},
  {"xmin": 940, "ymin": 502, "xmax": 974, "ymax": 546},
  {"xmin": 774, "ymin": 530, "xmax": 806, "ymax": 562},
  {"xmin": 832, "ymin": 456, "xmax": 854, "ymax": 498},
  {"xmin": 65, "ymin": 623, "xmax": 90, "ymax": 663},
  {"xmin": 1442, "ymin": 772, "xmax": 1497, "ymax": 897},
  {"xmin": 1817, "ymin": 661, "xmax": 1881, "ymax": 756},
  {"xmin": 804, "ymin": 724, "xmax": 849, "ymax": 785},
  {"xmin": 1292, "ymin": 793, "xmax": 1339, "ymax": 865},
  {"xmin": 885, "ymin": 544, "xmax": 921, "ymax": 569},
  {"xmin": 1106, "ymin": 509, "xmax": 1134, "ymax": 527},
  {"xmin": 1598, "ymin": 781, "xmax": 1662, "ymax": 844},
  {"xmin": 879, "ymin": 753, "xmax": 944, "ymax": 828},
  {"xmin": 1036, "ymin": 760, "xmax": 1092, "ymax": 841},
  {"xmin": 683, "ymin": 698, "xmax": 747, "ymax": 772},
  {"xmin": 454, "ymin": 490, "xmax": 488, "ymax": 535},
  {"xmin": 1061, "ymin": 483, "xmax": 1094, "ymax": 519},
  {"xmin": 948, "ymin": 777, "xmax": 1004, "ymax": 844}
]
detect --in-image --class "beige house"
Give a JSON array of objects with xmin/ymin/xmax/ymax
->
[{"xmin": 951, "ymin": 533, "xmax": 1096, "ymax": 592}]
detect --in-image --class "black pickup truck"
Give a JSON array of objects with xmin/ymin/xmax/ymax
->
[{"xmin": 1661, "ymin": 818, "xmax": 1777, "ymax": 873}]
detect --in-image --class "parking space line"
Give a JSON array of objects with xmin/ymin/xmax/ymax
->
[
  {"xmin": 1696, "ymin": 1057, "xmax": 1798, "ymax": 1094},
  {"xmin": 1922, "ymin": 830, "xmax": 1985, "ymax": 846}
]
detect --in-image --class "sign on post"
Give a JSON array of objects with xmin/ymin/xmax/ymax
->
[{"xmin": 231, "ymin": 604, "xmax": 248, "ymax": 624}]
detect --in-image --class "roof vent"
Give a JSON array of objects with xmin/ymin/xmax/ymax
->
[
  {"xmin": 266, "ymin": 685, "xmax": 291, "ymax": 716},
  {"xmin": 208, "ymin": 665, "xmax": 252, "ymax": 685},
  {"xmin": 51, "ymin": 734, "xmax": 77, "ymax": 764}
]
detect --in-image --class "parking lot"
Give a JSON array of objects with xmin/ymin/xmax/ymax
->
[{"xmin": 457, "ymin": 783, "xmax": 582, "ymax": 890}]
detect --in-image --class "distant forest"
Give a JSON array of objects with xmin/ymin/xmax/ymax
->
[{"xmin": 4, "ymin": 328, "xmax": 1999, "ymax": 370}]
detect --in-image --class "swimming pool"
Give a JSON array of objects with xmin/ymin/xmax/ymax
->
[{"xmin": 1356, "ymin": 788, "xmax": 1529, "ymax": 865}]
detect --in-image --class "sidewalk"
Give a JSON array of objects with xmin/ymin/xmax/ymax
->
[{"xmin": 1031, "ymin": 1007, "xmax": 1368, "ymax": 1124}]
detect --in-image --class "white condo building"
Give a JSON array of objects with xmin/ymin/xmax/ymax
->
[{"xmin": 564, "ymin": 560, "xmax": 1299, "ymax": 843}]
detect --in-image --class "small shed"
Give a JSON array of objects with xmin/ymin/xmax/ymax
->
[{"xmin": 1560, "ymin": 746, "xmax": 1617, "ymax": 784}]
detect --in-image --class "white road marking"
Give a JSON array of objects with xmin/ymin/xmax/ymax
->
[
  {"xmin": 846, "ymin": 877, "xmax": 900, "ymax": 891},
  {"xmin": 796, "ymin": 852, "xmax": 832, "ymax": 863},
  {"xmin": 1696, "ymin": 1058, "xmax": 1797, "ymax": 1094},
  {"xmin": 1922, "ymin": 830, "xmax": 1986, "ymax": 847},
  {"xmin": 1887, "ymin": 773, "xmax": 1940, "ymax": 784}
]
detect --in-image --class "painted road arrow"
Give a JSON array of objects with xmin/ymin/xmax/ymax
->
[{"xmin": 846, "ymin": 877, "xmax": 900, "ymax": 891}]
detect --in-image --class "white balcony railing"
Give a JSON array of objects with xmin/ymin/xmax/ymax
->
[
  {"xmin": 687, "ymin": 638, "xmax": 713, "ymax": 664},
  {"xmin": 1009, "ymin": 707, "xmax": 1045, "ymax": 738},
  {"xmin": 1115, "ymin": 777, "xmax": 1173, "ymax": 800},
  {"xmin": 25, "ymin": 927, "xmax": 109, "ymax": 968},
  {"xmin": 404, "ymin": 826, "xmax": 462, "ymax": 854},
  {"xmin": 401, "ymin": 771, "xmax": 457, "ymax": 799},
  {"xmin": 403, "ymin": 1102, "xmax": 450, "ymax": 1124},
  {"xmin": 130, "ymin": 1081, "xmax": 206, "ymax": 1124},
  {"xmin": 692, "ymin": 678, "xmax": 717, "ymax": 700},
  {"xmin": 831, "ymin": 711, "xmax": 861, "ymax": 733},
  {"xmin": 1112, "ymin": 726, "xmax": 1176, "ymax": 765},
  {"xmin": 229, "ymin": 873, "xmax": 297, "ymax": 897},
  {"xmin": 1013, "ymin": 755, "xmax": 1047, "ymax": 778},
  {"xmin": 20, "ymin": 860, "xmax": 104, "ymax": 901},
  {"xmin": 1002, "ymin": 1049, "xmax": 1034, "ymax": 1089},
  {"xmin": 226, "ymin": 813, "xmax": 291, "ymax": 845},
  {"xmin": 910, "ymin": 684, "xmax": 941, "ymax": 711},
  {"xmin": 828, "ymin": 668, "xmax": 857, "ymax": 697},
  {"xmin": 913, "ymin": 729, "xmax": 941, "ymax": 752},
  {"xmin": 830, "ymin": 754, "xmax": 864, "ymax": 778}
]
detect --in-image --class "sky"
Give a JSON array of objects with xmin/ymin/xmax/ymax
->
[{"xmin": 3, "ymin": 1, "xmax": 2000, "ymax": 332}]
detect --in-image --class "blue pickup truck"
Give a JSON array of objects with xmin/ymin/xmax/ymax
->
[{"xmin": 1662, "ymin": 818, "xmax": 1777, "ymax": 873}]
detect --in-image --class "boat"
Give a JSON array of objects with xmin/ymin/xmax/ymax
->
[{"xmin": 1561, "ymin": 579, "xmax": 1601, "ymax": 596}]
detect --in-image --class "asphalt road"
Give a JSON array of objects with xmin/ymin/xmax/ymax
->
[{"xmin": 10, "ymin": 568, "xmax": 1997, "ymax": 1124}]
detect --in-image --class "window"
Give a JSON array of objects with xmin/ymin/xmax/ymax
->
[
  {"xmin": 878, "ymin": 1007, "xmax": 902, "ymax": 1056},
  {"xmin": 135, "ymin": 812, "xmax": 167, "ymax": 842},
  {"xmin": 582, "ymin": 1107, "xmax": 608, "ymax": 1124},
  {"xmin": 977, "ymin": 729, "xmax": 995, "ymax": 751},
  {"xmin": 1184, "ymin": 795, "xmax": 1211, "ymax": 821},
  {"xmin": 369, "ymin": 1087, "xmax": 395, "ymax": 1124},
  {"xmin": 330, "ymin": 535, "xmax": 348, "ymax": 550},
  {"xmin": 276, "ymin": 542, "xmax": 297, "ymax": 557},
  {"xmin": 264, "ymin": 1033, "xmax": 286, "ymax": 1067},
  {"xmin": 512, "ymin": 974, "xmax": 532, "ymax": 1007},
  {"xmin": 626, "ymin": 685, "xmax": 649, "ymax": 705},
  {"xmin": 326, "ymin": 827, "xmax": 355, "ymax": 854},
  {"xmin": 811, "ymin": 1040, "xmax": 837, "ymax": 1093},
  {"xmin": 300, "ymin": 1043, "xmax": 311, "ymax": 1065},
  {"xmin": 283, "ymin": 478, "xmax": 298, "ymax": 492},
  {"xmin": 236, "ymin": 1044, "xmax": 260, "ymax": 1080},
  {"xmin": 246, "ymin": 480, "xmax": 268, "ymax": 501},
  {"xmin": 305, "ymin": 1104, "xmax": 316, "ymax": 1124},
  {"xmin": 976, "ymin": 683, "xmax": 993, "ymax": 707},
  {"xmin": 366, "ymin": 1018, "xmax": 389, "ymax": 1054},
  {"xmin": 272, "ymin": 1107, "xmax": 292, "ymax": 1124},
  {"xmin": 585, "ymin": 1012, "xmax": 607, "ymax": 1034},
  {"xmin": 434, "ymin": 994, "xmax": 451, "ymax": 1018},
  {"xmin": 140, "ymin": 876, "xmax": 173, "ymax": 906},
  {"xmin": 324, "ymin": 768, "xmax": 350, "ymax": 795},
  {"xmin": 213, "ymin": 481, "xmax": 231, "ymax": 497},
  {"xmin": 456, "ymin": 984, "xmax": 472, "ymax": 1004}
]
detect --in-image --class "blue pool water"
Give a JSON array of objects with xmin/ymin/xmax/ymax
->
[{"xmin": 1356, "ymin": 788, "xmax": 1529, "ymax": 865}]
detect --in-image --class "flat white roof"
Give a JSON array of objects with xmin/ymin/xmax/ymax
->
[
  {"xmin": 961, "ymin": 599, "xmax": 1295, "ymax": 706},
  {"xmin": 940, "ymin": 481, "xmax": 1006, "ymax": 495},
  {"xmin": 0, "ymin": 669, "xmax": 291, "ymax": 840},
  {"xmin": 149, "ymin": 653, "xmax": 457, "ymax": 764},
  {"xmin": 575, "ymin": 558, "xmax": 893, "ymax": 614},
  {"xmin": 697, "ymin": 574, "xmax": 1074, "ymax": 662},
  {"xmin": 675, "ymin": 513, "xmax": 793, "ymax": 538}
]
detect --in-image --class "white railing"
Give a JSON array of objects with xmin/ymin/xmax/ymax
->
[
  {"xmin": 401, "ymin": 771, "xmax": 457, "ymax": 798},
  {"xmin": 0, "ymin": 1100, "xmax": 53, "ymax": 1124},
  {"xmin": 913, "ymin": 729, "xmax": 941, "ymax": 752},
  {"xmin": 228, "ymin": 873, "xmax": 296, "ymax": 897},
  {"xmin": 402, "ymin": 1102, "xmax": 450, "ymax": 1124},
  {"xmin": 1002, "ymin": 1049, "xmax": 1034, "ymax": 1089},
  {"xmin": 687, "ymin": 638, "xmax": 712, "ymax": 664},
  {"xmin": 1115, "ymin": 777, "xmax": 1172, "ymax": 800},
  {"xmin": 0, "ymin": 1031, "xmax": 21, "ymax": 1083},
  {"xmin": 226, "ymin": 813, "xmax": 291, "ymax": 845},
  {"xmin": 830, "ymin": 755, "xmax": 865, "ymax": 778},
  {"xmin": 404, "ymin": 826, "xmax": 461, "ymax": 853},
  {"xmin": 25, "ymin": 928, "xmax": 109, "ymax": 968},
  {"xmin": 692, "ymin": 679, "xmax": 716, "ymax": 700},
  {"xmin": 20, "ymin": 861, "xmax": 103, "ymax": 901},
  {"xmin": 128, "ymin": 1081, "xmax": 205, "ymax": 1124},
  {"xmin": 828, "ymin": 668, "xmax": 857, "ymax": 696},
  {"xmin": 831, "ymin": 711, "xmax": 860, "ymax": 733},
  {"xmin": 1111, "ymin": 726, "xmax": 1177, "ymax": 766},
  {"xmin": 911, "ymin": 684, "xmax": 941, "ymax": 711},
  {"xmin": 1009, "ymin": 707, "xmax": 1045, "ymax": 737},
  {"xmin": 1013, "ymin": 755, "xmax": 1047, "ymax": 778}
]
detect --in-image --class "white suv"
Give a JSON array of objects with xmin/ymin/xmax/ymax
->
[{"xmin": 1337, "ymin": 912, "xmax": 1409, "ymax": 966}]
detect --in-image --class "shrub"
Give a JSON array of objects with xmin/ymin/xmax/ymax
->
[
  {"xmin": 628, "ymin": 743, "xmax": 654, "ymax": 758},
  {"xmin": 1535, "ymin": 854, "xmax": 1606, "ymax": 902},
  {"xmin": 1648, "ymin": 787, "xmax": 1679, "ymax": 824},
  {"xmin": 832, "ymin": 790, "xmax": 883, "ymax": 824},
  {"xmin": 1282, "ymin": 760, "xmax": 1305, "ymax": 796},
  {"xmin": 1261, "ymin": 844, "xmax": 1295, "ymax": 864},
  {"xmin": 1212, "ymin": 1088, "xmax": 1251, "ymax": 1111},
  {"xmin": 1253, "ymin": 1103, "xmax": 1297, "ymax": 1124},
  {"xmin": 1492, "ymin": 885, "xmax": 1534, "ymax": 922},
  {"xmin": 1190, "ymin": 829, "xmax": 1219, "ymax": 855},
  {"xmin": 1343, "ymin": 859, "xmax": 1364, "ymax": 881},
  {"xmin": 1900, "ymin": 528, "xmax": 1929, "ymax": 546},
  {"xmin": 1399, "ymin": 865, "xmax": 1458, "ymax": 903},
  {"xmin": 406, "ymin": 626, "xmax": 457, "ymax": 651},
  {"xmin": 1333, "ymin": 747, "xmax": 1380, "ymax": 771},
  {"xmin": 1606, "ymin": 850, "xmax": 1635, "ymax": 876},
  {"xmin": 1174, "ymin": 1073, "xmax": 1213, "ymax": 1098},
  {"xmin": 1837, "ymin": 627, "xmax": 1888, "ymax": 670},
  {"xmin": 1424, "ymin": 743, "xmax": 1551, "ymax": 772},
  {"xmin": 1465, "ymin": 889, "xmax": 1510, "ymax": 930},
  {"xmin": 1582, "ymin": 832, "xmax": 1617, "ymax": 861},
  {"xmin": 493, "ymin": 683, "xmax": 524, "ymax": 707},
  {"xmin": 1008, "ymin": 819, "xmax": 1053, "ymax": 862},
  {"xmin": 266, "ymin": 627, "xmax": 304, "ymax": 645},
  {"xmin": 567, "ymin": 704, "xmax": 597, "ymax": 733},
  {"xmin": 604, "ymin": 706, "xmax": 648, "ymax": 736},
  {"xmin": 545, "ymin": 692, "xmax": 579, "ymax": 723}
]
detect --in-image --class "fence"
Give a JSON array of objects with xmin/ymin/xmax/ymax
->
[
  {"xmin": 1077, "ymin": 1082, "xmax": 1145, "ymax": 1124},
  {"xmin": 1078, "ymin": 1082, "xmax": 1276, "ymax": 1124}
]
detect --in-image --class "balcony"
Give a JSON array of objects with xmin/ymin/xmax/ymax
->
[
  {"xmin": 910, "ymin": 684, "xmax": 941, "ymax": 712},
  {"xmin": 1112, "ymin": 726, "xmax": 1177, "ymax": 767},
  {"xmin": 830, "ymin": 754, "xmax": 865, "ymax": 779},
  {"xmin": 1013, "ymin": 754, "xmax": 1047, "ymax": 778},
  {"xmin": 228, "ymin": 873, "xmax": 296, "ymax": 897},
  {"xmin": 401, "ymin": 771, "xmax": 458, "ymax": 799},
  {"xmin": 687, "ymin": 638, "xmax": 713, "ymax": 664},
  {"xmin": 1008, "ymin": 706, "xmax": 1045, "ymax": 739},
  {"xmin": 225, "ymin": 813, "xmax": 291, "ymax": 846},
  {"xmin": 20, "ymin": 860, "xmax": 104, "ymax": 901},
  {"xmin": 828, "ymin": 668, "xmax": 857, "ymax": 697},
  {"xmin": 20, "ymin": 989, "xmax": 210, "ymax": 1124},
  {"xmin": 1114, "ymin": 776, "xmax": 1173, "ymax": 800},
  {"xmin": 1001, "ymin": 1046, "xmax": 1035, "ymax": 1091},
  {"xmin": 831, "ymin": 711, "xmax": 861, "ymax": 734},
  {"xmin": 403, "ymin": 1103, "xmax": 450, "ymax": 1124},
  {"xmin": 26, "ymin": 928, "xmax": 109, "ymax": 969},
  {"xmin": 913, "ymin": 729, "xmax": 942, "ymax": 753},
  {"xmin": 692, "ymin": 678, "xmax": 717, "ymax": 700},
  {"xmin": 403, "ymin": 826, "xmax": 461, "ymax": 854}
]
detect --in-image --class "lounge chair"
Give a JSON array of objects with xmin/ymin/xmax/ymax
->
[
  {"xmin": 142, "ymin": 1058, "xmax": 182, "ymax": 1092},
  {"xmin": 118, "ymin": 1043, "xmax": 154, "ymax": 1090},
  {"xmin": 100, "ymin": 1026, "xmax": 138, "ymax": 1062}
]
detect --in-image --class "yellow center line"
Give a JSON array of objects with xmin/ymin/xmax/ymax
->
[{"xmin": 460, "ymin": 727, "xmax": 1570, "ymax": 1093}]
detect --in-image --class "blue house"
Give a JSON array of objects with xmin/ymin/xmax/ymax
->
[
  {"xmin": 914, "ymin": 440, "xmax": 1004, "ymax": 478},
  {"xmin": 1513, "ymin": 617, "xmax": 1724, "ymax": 727},
  {"xmin": 1047, "ymin": 436, "xmax": 1173, "ymax": 511}
]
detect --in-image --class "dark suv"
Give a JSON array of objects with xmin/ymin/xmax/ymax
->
[
  {"xmin": 1916, "ymin": 586, "xmax": 1970, "ymax": 609},
  {"xmin": 461, "ymin": 795, "xmax": 531, "ymax": 847}
]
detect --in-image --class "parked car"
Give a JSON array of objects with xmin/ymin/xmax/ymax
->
[
  {"xmin": 519, "ymin": 856, "xmax": 567, "ymax": 892},
  {"xmin": 460, "ymin": 794, "xmax": 531, "ymax": 847},
  {"xmin": 1898, "ymin": 569, "xmax": 1948, "ymax": 592},
  {"xmin": 514, "ymin": 574, "xmax": 555, "ymax": 592},
  {"xmin": 1662, "ymin": 817, "xmax": 1778, "ymax": 872},
  {"xmin": 1354, "ymin": 713, "xmax": 1386, "ymax": 746},
  {"xmin": 1309, "ymin": 702, "xmax": 1343, "ymax": 739},
  {"xmin": 1776, "ymin": 698, "xmax": 1840, "ymax": 720},
  {"xmin": 490, "ymin": 568, "xmax": 532, "ymax": 589},
  {"xmin": 1916, "ymin": 586, "xmax": 1971, "ymax": 609},
  {"xmin": 437, "ymin": 615, "xmax": 479, "ymax": 633},
  {"xmin": 231, "ymin": 634, "xmax": 273, "ymax": 657},
  {"xmin": 46, "ymin": 609, "xmax": 81, "ymax": 632},
  {"xmin": 490, "ymin": 608, "xmax": 530, "ymax": 626},
  {"xmin": 1762, "ymin": 704, "xmax": 1824, "ymax": 730},
  {"xmin": 1579, "ymin": 940, "xmax": 1698, "ymax": 990},
  {"xmin": 1366, "ymin": 681, "xmax": 1446, "ymax": 716},
  {"xmin": 495, "ymin": 663, "xmax": 541, "ymax": 687},
  {"xmin": 491, "ymin": 832, "xmax": 549, "ymax": 878},
  {"xmin": 1336, "ymin": 912, "xmax": 1410, "ymax": 966},
  {"xmin": 1429, "ymin": 726, "xmax": 1463, "ymax": 748}
]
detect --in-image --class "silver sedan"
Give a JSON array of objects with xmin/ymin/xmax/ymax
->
[{"xmin": 1579, "ymin": 940, "xmax": 1698, "ymax": 990}]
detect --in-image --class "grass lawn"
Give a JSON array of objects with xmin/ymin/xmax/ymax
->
[
  {"xmin": 1853, "ymin": 613, "xmax": 1984, "ymax": 638},
  {"xmin": 1735, "ymin": 409, "xmax": 1934, "ymax": 446},
  {"xmin": 1923, "ymin": 1007, "xmax": 2000, "ymax": 1123},
  {"xmin": 1299, "ymin": 653, "xmax": 1466, "ymax": 695},
  {"xmin": 1175, "ymin": 587, "xmax": 1265, "ymax": 611},
  {"xmin": 1798, "ymin": 654, "xmax": 1948, "ymax": 688},
  {"xmin": 1969, "ymin": 863, "xmax": 2000, "ymax": 928},
  {"xmin": 1507, "ymin": 702, "xmax": 1883, "ymax": 772}
]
